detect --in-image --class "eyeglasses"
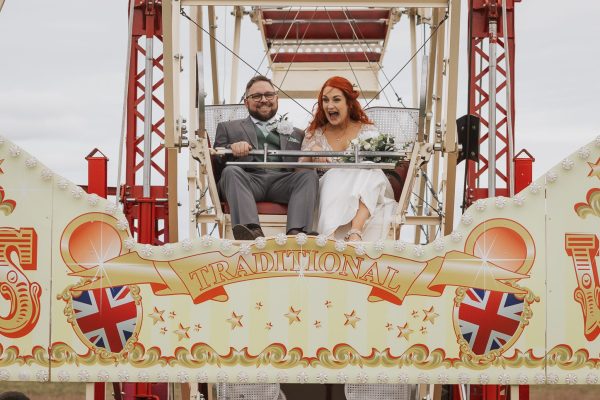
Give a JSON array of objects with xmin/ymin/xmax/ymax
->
[{"xmin": 246, "ymin": 91, "xmax": 278, "ymax": 102}]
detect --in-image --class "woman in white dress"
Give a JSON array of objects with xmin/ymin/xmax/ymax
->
[{"xmin": 300, "ymin": 76, "xmax": 397, "ymax": 241}]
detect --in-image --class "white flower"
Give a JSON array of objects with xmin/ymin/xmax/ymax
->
[
  {"xmin": 116, "ymin": 219, "xmax": 129, "ymax": 231},
  {"xmin": 181, "ymin": 238, "xmax": 193, "ymax": 251},
  {"xmin": 216, "ymin": 371, "xmax": 229, "ymax": 383},
  {"xmin": 176, "ymin": 371, "xmax": 189, "ymax": 383},
  {"xmin": 437, "ymin": 373, "xmax": 449, "ymax": 384},
  {"xmin": 138, "ymin": 372, "xmax": 150, "ymax": 382},
  {"xmin": 513, "ymin": 194, "xmax": 525, "ymax": 206},
  {"xmin": 251, "ymin": 236, "xmax": 266, "ymax": 249},
  {"xmin": 220, "ymin": 239, "xmax": 233, "ymax": 251},
  {"xmin": 565, "ymin": 373, "xmax": 578, "ymax": 384},
  {"xmin": 354, "ymin": 244, "xmax": 366, "ymax": 256},
  {"xmin": 451, "ymin": 231, "xmax": 463, "ymax": 243},
  {"xmin": 196, "ymin": 371, "xmax": 208, "ymax": 382},
  {"xmin": 25, "ymin": 158, "xmax": 38, "ymax": 168},
  {"xmin": 412, "ymin": 245, "xmax": 424, "ymax": 257},
  {"xmin": 494, "ymin": 197, "xmax": 507, "ymax": 209},
  {"xmin": 316, "ymin": 235, "xmax": 328, "ymax": 247},
  {"xmin": 9, "ymin": 145, "xmax": 21, "ymax": 157},
  {"xmin": 377, "ymin": 372, "xmax": 390, "ymax": 383},
  {"xmin": 296, "ymin": 371, "xmax": 309, "ymax": 384},
  {"xmin": 41, "ymin": 169, "xmax": 53, "ymax": 181},
  {"xmin": 578, "ymin": 148, "xmax": 591, "ymax": 159},
  {"xmin": 546, "ymin": 171, "xmax": 558, "ymax": 183},
  {"xmin": 475, "ymin": 199, "xmax": 487, "ymax": 211},
  {"xmin": 461, "ymin": 214, "xmax": 473, "ymax": 226},
  {"xmin": 374, "ymin": 240, "xmax": 385, "ymax": 251},
  {"xmin": 124, "ymin": 238, "xmax": 136, "ymax": 250},
  {"xmin": 363, "ymin": 143, "xmax": 371, "ymax": 150},
  {"xmin": 200, "ymin": 235, "xmax": 214, "ymax": 247},
  {"xmin": 140, "ymin": 244, "xmax": 153, "ymax": 257},
  {"xmin": 276, "ymin": 118, "xmax": 294, "ymax": 136},
  {"xmin": 350, "ymin": 139, "xmax": 359, "ymax": 146},
  {"xmin": 433, "ymin": 238, "xmax": 445, "ymax": 251},
  {"xmin": 161, "ymin": 243, "xmax": 174, "ymax": 257},
  {"xmin": 256, "ymin": 371, "xmax": 268, "ymax": 383},
  {"xmin": 156, "ymin": 372, "xmax": 169, "ymax": 382},
  {"xmin": 239, "ymin": 243, "xmax": 251, "ymax": 255},
  {"xmin": 356, "ymin": 372, "xmax": 369, "ymax": 384},
  {"xmin": 105, "ymin": 203, "xmax": 119, "ymax": 215},
  {"xmin": 517, "ymin": 373, "xmax": 528, "ymax": 384},
  {"xmin": 36, "ymin": 370, "xmax": 49, "ymax": 382},
  {"xmin": 497, "ymin": 373, "xmax": 510, "ymax": 385},
  {"xmin": 275, "ymin": 233, "xmax": 288, "ymax": 246},
  {"xmin": 97, "ymin": 370, "xmax": 110, "ymax": 382},
  {"xmin": 529, "ymin": 182, "xmax": 542, "ymax": 194},
  {"xmin": 77, "ymin": 369, "xmax": 90, "ymax": 381},
  {"xmin": 236, "ymin": 371, "xmax": 249, "ymax": 383},
  {"xmin": 561, "ymin": 158, "xmax": 574, "ymax": 170},
  {"xmin": 586, "ymin": 373, "xmax": 598, "ymax": 384},
  {"xmin": 334, "ymin": 240, "xmax": 347, "ymax": 252},
  {"xmin": 533, "ymin": 373, "xmax": 546, "ymax": 384},
  {"xmin": 394, "ymin": 240, "xmax": 407, "ymax": 252},
  {"xmin": 0, "ymin": 370, "xmax": 12, "ymax": 381},
  {"xmin": 336, "ymin": 372, "xmax": 349, "ymax": 383},
  {"xmin": 276, "ymin": 371, "xmax": 289, "ymax": 383},
  {"xmin": 397, "ymin": 373, "xmax": 409, "ymax": 384},
  {"xmin": 87, "ymin": 194, "xmax": 100, "ymax": 206},
  {"xmin": 547, "ymin": 373, "xmax": 559, "ymax": 384},
  {"xmin": 118, "ymin": 370, "xmax": 131, "ymax": 382},
  {"xmin": 417, "ymin": 373, "xmax": 430, "ymax": 384},
  {"xmin": 296, "ymin": 233, "xmax": 308, "ymax": 245},
  {"xmin": 478, "ymin": 373, "xmax": 490, "ymax": 384},
  {"xmin": 316, "ymin": 372, "xmax": 329, "ymax": 384},
  {"xmin": 71, "ymin": 186, "xmax": 84, "ymax": 199},
  {"xmin": 57, "ymin": 371, "xmax": 70, "ymax": 382},
  {"xmin": 57, "ymin": 179, "xmax": 69, "ymax": 190},
  {"xmin": 457, "ymin": 373, "xmax": 470, "ymax": 384}
]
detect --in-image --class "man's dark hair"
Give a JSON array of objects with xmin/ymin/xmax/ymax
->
[
  {"xmin": 0, "ymin": 392, "xmax": 30, "ymax": 400},
  {"xmin": 245, "ymin": 75, "xmax": 275, "ymax": 97}
]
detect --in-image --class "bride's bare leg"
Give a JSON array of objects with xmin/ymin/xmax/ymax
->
[{"xmin": 347, "ymin": 201, "xmax": 370, "ymax": 241}]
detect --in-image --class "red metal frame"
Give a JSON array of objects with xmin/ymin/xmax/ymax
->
[
  {"xmin": 466, "ymin": 0, "xmax": 518, "ymax": 204},
  {"xmin": 122, "ymin": 0, "xmax": 171, "ymax": 245}
]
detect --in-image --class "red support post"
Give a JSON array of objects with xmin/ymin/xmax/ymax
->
[{"xmin": 85, "ymin": 148, "xmax": 108, "ymax": 198}]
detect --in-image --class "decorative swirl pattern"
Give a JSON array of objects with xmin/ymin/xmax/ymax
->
[{"xmin": 574, "ymin": 188, "xmax": 600, "ymax": 219}]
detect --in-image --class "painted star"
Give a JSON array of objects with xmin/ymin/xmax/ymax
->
[
  {"xmin": 284, "ymin": 306, "xmax": 302, "ymax": 325},
  {"xmin": 265, "ymin": 322, "xmax": 273, "ymax": 330},
  {"xmin": 227, "ymin": 311, "xmax": 243, "ymax": 330},
  {"xmin": 344, "ymin": 310, "xmax": 361, "ymax": 328},
  {"xmin": 396, "ymin": 323, "xmax": 413, "ymax": 341},
  {"xmin": 160, "ymin": 327, "xmax": 168, "ymax": 335},
  {"xmin": 148, "ymin": 307, "xmax": 165, "ymax": 325},
  {"xmin": 411, "ymin": 310, "xmax": 419, "ymax": 318},
  {"xmin": 385, "ymin": 323, "xmax": 393, "ymax": 331},
  {"xmin": 0, "ymin": 159, "xmax": 4, "ymax": 174},
  {"xmin": 314, "ymin": 321, "xmax": 322, "ymax": 328},
  {"xmin": 324, "ymin": 300, "xmax": 332, "ymax": 308},
  {"xmin": 587, "ymin": 158, "xmax": 600, "ymax": 180},
  {"xmin": 174, "ymin": 323, "xmax": 190, "ymax": 341},
  {"xmin": 194, "ymin": 324, "xmax": 202, "ymax": 332},
  {"xmin": 255, "ymin": 302, "xmax": 263, "ymax": 310},
  {"xmin": 422, "ymin": 306, "xmax": 439, "ymax": 325},
  {"xmin": 169, "ymin": 311, "xmax": 177, "ymax": 319}
]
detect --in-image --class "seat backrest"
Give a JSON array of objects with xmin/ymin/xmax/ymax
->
[
  {"xmin": 204, "ymin": 104, "xmax": 249, "ymax": 144},
  {"xmin": 364, "ymin": 106, "xmax": 419, "ymax": 149}
]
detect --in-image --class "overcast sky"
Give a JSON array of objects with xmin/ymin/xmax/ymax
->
[{"xmin": 1, "ymin": 1, "xmax": 599, "ymax": 235}]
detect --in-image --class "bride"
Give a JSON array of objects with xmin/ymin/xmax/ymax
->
[{"xmin": 301, "ymin": 76, "xmax": 397, "ymax": 241}]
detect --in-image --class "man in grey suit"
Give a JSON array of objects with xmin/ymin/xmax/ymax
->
[{"xmin": 214, "ymin": 75, "xmax": 319, "ymax": 240}]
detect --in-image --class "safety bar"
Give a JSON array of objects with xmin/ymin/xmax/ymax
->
[{"xmin": 227, "ymin": 161, "xmax": 397, "ymax": 169}]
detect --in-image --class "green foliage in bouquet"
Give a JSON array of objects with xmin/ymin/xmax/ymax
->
[{"xmin": 343, "ymin": 133, "xmax": 407, "ymax": 165}]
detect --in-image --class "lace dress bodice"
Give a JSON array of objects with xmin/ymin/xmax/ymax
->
[{"xmin": 301, "ymin": 124, "xmax": 380, "ymax": 153}]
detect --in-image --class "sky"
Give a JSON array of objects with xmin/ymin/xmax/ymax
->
[{"xmin": 0, "ymin": 1, "xmax": 599, "ymax": 237}]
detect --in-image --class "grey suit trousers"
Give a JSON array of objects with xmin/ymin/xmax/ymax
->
[{"xmin": 218, "ymin": 166, "xmax": 319, "ymax": 232}]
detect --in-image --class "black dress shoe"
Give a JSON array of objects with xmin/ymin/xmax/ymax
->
[
  {"xmin": 233, "ymin": 224, "xmax": 264, "ymax": 240},
  {"xmin": 287, "ymin": 229, "xmax": 319, "ymax": 236}
]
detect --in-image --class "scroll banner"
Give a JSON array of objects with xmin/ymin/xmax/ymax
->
[{"xmin": 71, "ymin": 245, "xmax": 527, "ymax": 305}]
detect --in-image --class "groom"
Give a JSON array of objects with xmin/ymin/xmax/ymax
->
[{"xmin": 214, "ymin": 75, "xmax": 319, "ymax": 240}]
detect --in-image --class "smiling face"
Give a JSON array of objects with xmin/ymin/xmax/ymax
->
[
  {"xmin": 244, "ymin": 80, "xmax": 278, "ymax": 121},
  {"xmin": 322, "ymin": 86, "xmax": 349, "ymax": 127}
]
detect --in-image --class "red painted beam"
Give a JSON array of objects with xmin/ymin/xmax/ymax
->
[{"xmin": 271, "ymin": 52, "xmax": 381, "ymax": 63}]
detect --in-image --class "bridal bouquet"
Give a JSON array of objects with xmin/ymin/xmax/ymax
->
[{"xmin": 346, "ymin": 131, "xmax": 406, "ymax": 164}]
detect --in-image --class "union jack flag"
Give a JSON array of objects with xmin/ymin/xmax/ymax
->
[
  {"xmin": 72, "ymin": 286, "xmax": 138, "ymax": 353},
  {"xmin": 458, "ymin": 289, "xmax": 523, "ymax": 355}
]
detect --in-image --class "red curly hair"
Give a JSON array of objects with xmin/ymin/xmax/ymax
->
[{"xmin": 307, "ymin": 76, "xmax": 372, "ymax": 133}]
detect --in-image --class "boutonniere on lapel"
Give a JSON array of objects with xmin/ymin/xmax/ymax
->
[{"xmin": 267, "ymin": 113, "xmax": 294, "ymax": 136}]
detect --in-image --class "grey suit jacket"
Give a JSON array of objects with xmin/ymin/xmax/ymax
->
[{"xmin": 214, "ymin": 116, "xmax": 305, "ymax": 165}]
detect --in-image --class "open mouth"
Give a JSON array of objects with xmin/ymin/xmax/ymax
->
[{"xmin": 327, "ymin": 111, "xmax": 340, "ymax": 119}]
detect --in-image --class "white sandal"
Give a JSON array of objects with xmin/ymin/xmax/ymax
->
[{"xmin": 345, "ymin": 229, "xmax": 363, "ymax": 241}]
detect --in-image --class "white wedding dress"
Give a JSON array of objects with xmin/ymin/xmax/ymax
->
[{"xmin": 302, "ymin": 124, "xmax": 398, "ymax": 241}]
